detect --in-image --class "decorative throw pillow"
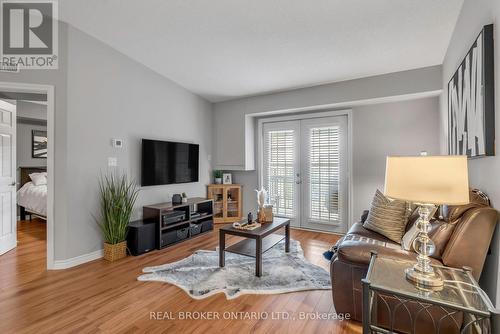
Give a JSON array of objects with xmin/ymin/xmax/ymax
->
[
  {"xmin": 363, "ymin": 190, "xmax": 408, "ymax": 243},
  {"xmin": 402, "ymin": 205, "xmax": 438, "ymax": 248},
  {"xmin": 404, "ymin": 204, "xmax": 420, "ymax": 233},
  {"xmin": 401, "ymin": 223, "xmax": 419, "ymax": 251},
  {"xmin": 401, "ymin": 219, "xmax": 457, "ymax": 259}
]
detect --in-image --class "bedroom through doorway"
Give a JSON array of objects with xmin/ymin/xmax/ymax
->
[{"xmin": 0, "ymin": 89, "xmax": 50, "ymax": 267}]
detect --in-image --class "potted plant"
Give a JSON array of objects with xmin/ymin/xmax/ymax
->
[
  {"xmin": 96, "ymin": 173, "xmax": 139, "ymax": 262},
  {"xmin": 213, "ymin": 170, "xmax": 223, "ymax": 184},
  {"xmin": 182, "ymin": 192, "xmax": 188, "ymax": 203}
]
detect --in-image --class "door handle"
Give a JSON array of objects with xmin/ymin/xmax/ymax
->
[{"xmin": 10, "ymin": 182, "xmax": 15, "ymax": 186}]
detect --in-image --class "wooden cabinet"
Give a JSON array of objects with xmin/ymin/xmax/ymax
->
[{"xmin": 207, "ymin": 184, "xmax": 242, "ymax": 223}]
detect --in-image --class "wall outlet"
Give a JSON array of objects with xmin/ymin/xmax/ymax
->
[{"xmin": 108, "ymin": 157, "xmax": 118, "ymax": 167}]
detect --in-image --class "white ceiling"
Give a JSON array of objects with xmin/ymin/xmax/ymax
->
[{"xmin": 61, "ymin": 0, "xmax": 463, "ymax": 102}]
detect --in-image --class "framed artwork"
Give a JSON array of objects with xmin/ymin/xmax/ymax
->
[
  {"xmin": 32, "ymin": 130, "xmax": 47, "ymax": 158},
  {"xmin": 448, "ymin": 24, "xmax": 495, "ymax": 158},
  {"xmin": 222, "ymin": 173, "xmax": 232, "ymax": 184}
]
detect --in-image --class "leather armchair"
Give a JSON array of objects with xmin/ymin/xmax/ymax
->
[{"xmin": 330, "ymin": 190, "xmax": 498, "ymax": 333}]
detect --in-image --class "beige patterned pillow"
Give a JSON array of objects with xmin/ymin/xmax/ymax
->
[{"xmin": 363, "ymin": 190, "xmax": 408, "ymax": 243}]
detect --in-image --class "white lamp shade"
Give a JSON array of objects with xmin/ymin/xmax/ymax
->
[{"xmin": 384, "ymin": 156, "xmax": 469, "ymax": 205}]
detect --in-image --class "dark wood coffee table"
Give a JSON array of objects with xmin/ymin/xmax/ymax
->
[{"xmin": 219, "ymin": 217, "xmax": 290, "ymax": 277}]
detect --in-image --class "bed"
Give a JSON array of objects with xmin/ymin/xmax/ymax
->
[{"xmin": 17, "ymin": 167, "xmax": 47, "ymax": 220}]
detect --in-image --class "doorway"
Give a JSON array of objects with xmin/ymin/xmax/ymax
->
[
  {"xmin": 0, "ymin": 82, "xmax": 54, "ymax": 269},
  {"xmin": 261, "ymin": 113, "xmax": 350, "ymax": 234}
]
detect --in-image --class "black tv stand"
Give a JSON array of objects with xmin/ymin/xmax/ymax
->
[{"xmin": 143, "ymin": 198, "xmax": 214, "ymax": 250}]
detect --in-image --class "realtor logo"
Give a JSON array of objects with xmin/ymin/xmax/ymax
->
[{"xmin": 0, "ymin": 0, "xmax": 58, "ymax": 69}]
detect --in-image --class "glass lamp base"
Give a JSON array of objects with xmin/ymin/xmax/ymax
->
[{"xmin": 405, "ymin": 267, "xmax": 444, "ymax": 289}]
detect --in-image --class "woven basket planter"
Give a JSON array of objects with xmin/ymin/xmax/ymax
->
[{"xmin": 103, "ymin": 241, "xmax": 127, "ymax": 262}]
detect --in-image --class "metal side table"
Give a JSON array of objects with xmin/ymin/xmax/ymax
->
[{"xmin": 362, "ymin": 252, "xmax": 499, "ymax": 334}]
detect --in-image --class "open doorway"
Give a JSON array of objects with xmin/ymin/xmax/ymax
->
[{"xmin": 0, "ymin": 83, "xmax": 54, "ymax": 269}]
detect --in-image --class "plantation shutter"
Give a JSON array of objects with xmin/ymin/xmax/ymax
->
[
  {"xmin": 262, "ymin": 115, "xmax": 348, "ymax": 232},
  {"xmin": 263, "ymin": 122, "xmax": 298, "ymax": 218},
  {"xmin": 306, "ymin": 125, "xmax": 342, "ymax": 223}
]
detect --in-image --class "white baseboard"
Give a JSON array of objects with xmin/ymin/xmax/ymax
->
[
  {"xmin": 0, "ymin": 238, "xmax": 17, "ymax": 256},
  {"xmin": 52, "ymin": 249, "xmax": 103, "ymax": 270}
]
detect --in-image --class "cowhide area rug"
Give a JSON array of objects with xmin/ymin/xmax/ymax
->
[{"xmin": 137, "ymin": 239, "xmax": 331, "ymax": 300}]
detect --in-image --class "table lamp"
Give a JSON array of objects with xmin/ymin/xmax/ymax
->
[{"xmin": 384, "ymin": 156, "xmax": 469, "ymax": 288}]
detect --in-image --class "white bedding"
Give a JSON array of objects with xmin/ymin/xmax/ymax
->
[{"xmin": 17, "ymin": 181, "xmax": 47, "ymax": 216}]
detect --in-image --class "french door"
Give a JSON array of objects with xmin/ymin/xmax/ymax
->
[{"xmin": 262, "ymin": 116, "xmax": 348, "ymax": 233}]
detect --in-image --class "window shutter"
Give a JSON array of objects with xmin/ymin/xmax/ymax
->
[
  {"xmin": 264, "ymin": 129, "xmax": 296, "ymax": 217},
  {"xmin": 307, "ymin": 126, "xmax": 341, "ymax": 223}
]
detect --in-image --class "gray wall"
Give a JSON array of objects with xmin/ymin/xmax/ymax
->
[
  {"xmin": 439, "ymin": 0, "xmax": 500, "ymax": 306},
  {"xmin": 17, "ymin": 101, "xmax": 47, "ymax": 168},
  {"xmin": 212, "ymin": 65, "xmax": 443, "ymax": 172},
  {"xmin": 17, "ymin": 122, "xmax": 47, "ymax": 168},
  {"xmin": 213, "ymin": 65, "xmax": 442, "ymax": 117},
  {"xmin": 0, "ymin": 22, "xmax": 69, "ymax": 260},
  {"xmin": 352, "ymin": 97, "xmax": 440, "ymax": 220},
  {"xmin": 214, "ymin": 64, "xmax": 443, "ymax": 221},
  {"xmin": 232, "ymin": 97, "xmax": 441, "ymax": 223},
  {"xmin": 17, "ymin": 101, "xmax": 47, "ymax": 121},
  {"xmin": 0, "ymin": 23, "xmax": 213, "ymax": 261},
  {"xmin": 64, "ymin": 25, "xmax": 213, "ymax": 259}
]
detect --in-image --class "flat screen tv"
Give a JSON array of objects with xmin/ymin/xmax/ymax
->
[{"xmin": 141, "ymin": 139, "xmax": 199, "ymax": 186}]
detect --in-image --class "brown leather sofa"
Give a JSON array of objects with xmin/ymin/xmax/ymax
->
[{"xmin": 330, "ymin": 190, "xmax": 498, "ymax": 333}]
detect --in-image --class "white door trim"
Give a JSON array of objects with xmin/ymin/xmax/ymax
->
[
  {"xmin": 257, "ymin": 109, "xmax": 353, "ymax": 232},
  {"xmin": 0, "ymin": 82, "xmax": 55, "ymax": 270}
]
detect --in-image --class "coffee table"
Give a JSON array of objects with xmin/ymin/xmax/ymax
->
[{"xmin": 219, "ymin": 217, "xmax": 290, "ymax": 277}]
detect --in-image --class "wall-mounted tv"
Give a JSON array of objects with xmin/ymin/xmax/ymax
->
[{"xmin": 141, "ymin": 139, "xmax": 199, "ymax": 186}]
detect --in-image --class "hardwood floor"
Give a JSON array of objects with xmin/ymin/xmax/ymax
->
[{"xmin": 0, "ymin": 219, "xmax": 362, "ymax": 334}]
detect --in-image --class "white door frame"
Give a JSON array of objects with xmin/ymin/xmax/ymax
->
[
  {"xmin": 257, "ymin": 109, "xmax": 353, "ymax": 233},
  {"xmin": 0, "ymin": 82, "xmax": 55, "ymax": 269}
]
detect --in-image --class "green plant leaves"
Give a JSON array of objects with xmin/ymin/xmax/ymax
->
[
  {"xmin": 96, "ymin": 173, "xmax": 139, "ymax": 245},
  {"xmin": 213, "ymin": 170, "xmax": 223, "ymax": 178}
]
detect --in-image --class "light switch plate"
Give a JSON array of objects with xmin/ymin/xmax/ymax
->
[{"xmin": 108, "ymin": 157, "xmax": 117, "ymax": 167}]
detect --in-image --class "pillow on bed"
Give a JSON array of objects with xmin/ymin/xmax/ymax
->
[{"xmin": 29, "ymin": 172, "xmax": 47, "ymax": 186}]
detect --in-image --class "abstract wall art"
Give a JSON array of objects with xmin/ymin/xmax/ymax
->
[
  {"xmin": 32, "ymin": 130, "xmax": 47, "ymax": 158},
  {"xmin": 448, "ymin": 24, "xmax": 495, "ymax": 158}
]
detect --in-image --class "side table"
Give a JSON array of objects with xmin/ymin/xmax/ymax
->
[{"xmin": 362, "ymin": 252, "xmax": 499, "ymax": 333}]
